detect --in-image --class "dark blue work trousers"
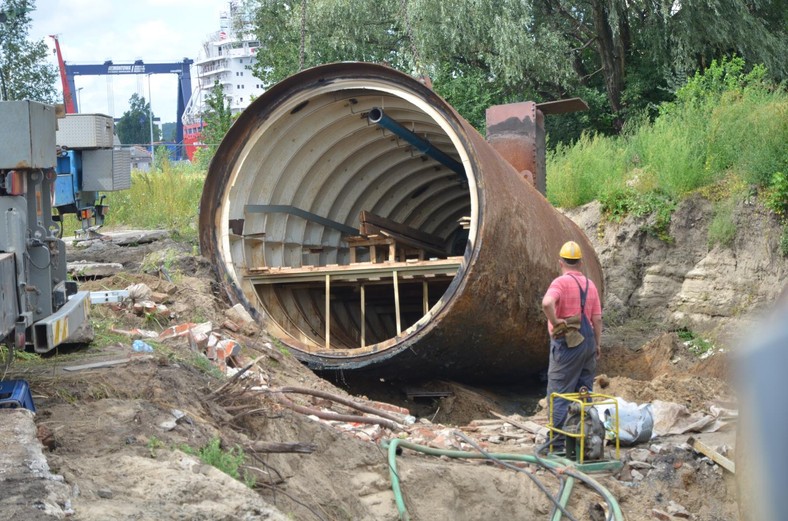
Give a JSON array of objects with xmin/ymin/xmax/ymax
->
[{"xmin": 546, "ymin": 336, "xmax": 597, "ymax": 432}]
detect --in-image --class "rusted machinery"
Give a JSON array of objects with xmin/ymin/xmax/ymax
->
[{"xmin": 199, "ymin": 63, "xmax": 602, "ymax": 382}]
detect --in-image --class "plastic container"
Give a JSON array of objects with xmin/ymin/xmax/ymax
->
[{"xmin": 0, "ymin": 379, "xmax": 36, "ymax": 413}]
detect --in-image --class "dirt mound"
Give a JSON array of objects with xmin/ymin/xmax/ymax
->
[
  {"xmin": 601, "ymin": 332, "xmax": 731, "ymax": 381},
  {"xmin": 10, "ymin": 229, "xmax": 739, "ymax": 521}
]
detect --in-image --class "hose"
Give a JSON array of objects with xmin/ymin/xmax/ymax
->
[
  {"xmin": 453, "ymin": 431, "xmax": 579, "ymax": 521},
  {"xmin": 383, "ymin": 438, "xmax": 624, "ymax": 521}
]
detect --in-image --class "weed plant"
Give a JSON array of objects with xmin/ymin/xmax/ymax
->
[
  {"xmin": 707, "ymin": 198, "xmax": 738, "ymax": 248},
  {"xmin": 547, "ymin": 57, "xmax": 787, "ymax": 244},
  {"xmin": 181, "ymin": 438, "xmax": 255, "ymax": 488},
  {"xmin": 105, "ymin": 156, "xmax": 206, "ymax": 240}
]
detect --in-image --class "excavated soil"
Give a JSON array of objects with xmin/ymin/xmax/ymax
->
[{"xmin": 2, "ymin": 221, "xmax": 750, "ymax": 521}]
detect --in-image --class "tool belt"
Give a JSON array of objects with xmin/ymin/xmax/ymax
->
[{"xmin": 551, "ymin": 314, "xmax": 585, "ymax": 348}]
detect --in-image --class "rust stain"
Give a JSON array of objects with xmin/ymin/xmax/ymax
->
[{"xmin": 199, "ymin": 63, "xmax": 602, "ymax": 382}]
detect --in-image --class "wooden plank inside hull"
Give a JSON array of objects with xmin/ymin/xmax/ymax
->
[{"xmin": 247, "ymin": 257, "xmax": 463, "ymax": 285}]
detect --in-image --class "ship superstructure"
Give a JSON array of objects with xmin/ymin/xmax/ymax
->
[{"xmin": 182, "ymin": 2, "xmax": 264, "ymax": 160}]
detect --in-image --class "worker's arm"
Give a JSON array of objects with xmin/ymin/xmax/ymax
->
[
  {"xmin": 542, "ymin": 294, "xmax": 565, "ymax": 330},
  {"xmin": 592, "ymin": 314, "xmax": 603, "ymax": 359}
]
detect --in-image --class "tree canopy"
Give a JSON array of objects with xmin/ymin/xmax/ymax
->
[
  {"xmin": 193, "ymin": 80, "xmax": 235, "ymax": 168},
  {"xmin": 115, "ymin": 93, "xmax": 161, "ymax": 146},
  {"xmin": 247, "ymin": 0, "xmax": 787, "ymax": 141},
  {"xmin": 0, "ymin": 0, "xmax": 57, "ymax": 102}
]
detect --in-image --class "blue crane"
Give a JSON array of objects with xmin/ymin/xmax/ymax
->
[{"xmin": 64, "ymin": 59, "xmax": 193, "ymax": 160}]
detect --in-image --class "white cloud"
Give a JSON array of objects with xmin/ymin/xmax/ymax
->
[{"xmin": 30, "ymin": 0, "xmax": 226, "ymax": 123}]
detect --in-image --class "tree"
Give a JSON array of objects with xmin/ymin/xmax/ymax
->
[
  {"xmin": 115, "ymin": 93, "xmax": 160, "ymax": 146},
  {"xmin": 247, "ymin": 0, "xmax": 787, "ymax": 140},
  {"xmin": 193, "ymin": 80, "xmax": 234, "ymax": 168},
  {"xmin": 536, "ymin": 0, "xmax": 788, "ymax": 123},
  {"xmin": 0, "ymin": 0, "xmax": 57, "ymax": 102}
]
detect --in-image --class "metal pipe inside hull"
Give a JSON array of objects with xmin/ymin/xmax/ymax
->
[
  {"xmin": 199, "ymin": 63, "xmax": 602, "ymax": 382},
  {"xmin": 367, "ymin": 107, "xmax": 465, "ymax": 177}
]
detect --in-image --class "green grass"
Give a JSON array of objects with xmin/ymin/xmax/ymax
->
[
  {"xmin": 677, "ymin": 328, "xmax": 715, "ymax": 357},
  {"xmin": 547, "ymin": 57, "xmax": 787, "ymax": 246},
  {"xmin": 105, "ymin": 161, "xmax": 206, "ymax": 240},
  {"xmin": 181, "ymin": 438, "xmax": 255, "ymax": 488},
  {"xmin": 62, "ymin": 158, "xmax": 206, "ymax": 240},
  {"xmin": 707, "ymin": 198, "xmax": 738, "ymax": 248}
]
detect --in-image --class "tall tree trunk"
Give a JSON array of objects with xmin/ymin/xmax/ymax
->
[{"xmin": 591, "ymin": 0, "xmax": 626, "ymax": 115}]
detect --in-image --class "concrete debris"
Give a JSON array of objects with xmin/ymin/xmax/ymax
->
[
  {"xmin": 225, "ymin": 303, "xmax": 255, "ymax": 324},
  {"xmin": 150, "ymin": 291, "xmax": 170, "ymax": 304},
  {"xmin": 224, "ymin": 303, "xmax": 259, "ymax": 334},
  {"xmin": 73, "ymin": 229, "xmax": 170, "ymax": 247},
  {"xmin": 158, "ymin": 322, "xmax": 200, "ymax": 340},
  {"xmin": 631, "ymin": 469, "xmax": 645, "ymax": 481},
  {"xmin": 222, "ymin": 319, "xmax": 240, "ymax": 332},
  {"xmin": 652, "ymin": 509, "xmax": 671, "ymax": 521},
  {"xmin": 132, "ymin": 301, "xmax": 171, "ymax": 319},
  {"xmin": 629, "ymin": 448, "xmax": 652, "ymax": 463},
  {"xmin": 667, "ymin": 500, "xmax": 691, "ymax": 518},
  {"xmin": 67, "ymin": 260, "xmax": 123, "ymax": 278},
  {"xmin": 0, "ymin": 410, "xmax": 72, "ymax": 518},
  {"xmin": 652, "ymin": 400, "xmax": 736, "ymax": 436},
  {"xmin": 206, "ymin": 338, "xmax": 242, "ymax": 371}
]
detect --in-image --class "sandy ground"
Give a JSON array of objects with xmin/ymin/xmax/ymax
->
[{"xmin": 1, "ymin": 236, "xmax": 740, "ymax": 521}]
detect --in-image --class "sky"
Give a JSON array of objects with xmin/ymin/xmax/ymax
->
[{"xmin": 30, "ymin": 0, "xmax": 231, "ymax": 124}]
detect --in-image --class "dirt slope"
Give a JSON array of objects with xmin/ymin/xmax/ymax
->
[{"xmin": 5, "ymin": 192, "xmax": 772, "ymax": 520}]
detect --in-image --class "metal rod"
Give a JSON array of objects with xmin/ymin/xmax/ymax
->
[
  {"xmin": 245, "ymin": 204, "xmax": 359, "ymax": 236},
  {"xmin": 368, "ymin": 107, "xmax": 465, "ymax": 177},
  {"xmin": 423, "ymin": 280, "xmax": 428, "ymax": 314}
]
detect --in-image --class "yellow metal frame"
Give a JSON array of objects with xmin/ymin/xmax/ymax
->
[{"xmin": 548, "ymin": 391, "xmax": 620, "ymax": 463}]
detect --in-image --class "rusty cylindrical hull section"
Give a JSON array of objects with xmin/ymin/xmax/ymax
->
[{"xmin": 199, "ymin": 63, "xmax": 602, "ymax": 382}]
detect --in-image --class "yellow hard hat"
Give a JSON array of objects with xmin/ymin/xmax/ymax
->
[{"xmin": 559, "ymin": 241, "xmax": 582, "ymax": 260}]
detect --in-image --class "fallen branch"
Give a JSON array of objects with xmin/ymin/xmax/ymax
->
[
  {"xmin": 275, "ymin": 386, "xmax": 407, "ymax": 424},
  {"xmin": 249, "ymin": 441, "xmax": 317, "ymax": 454},
  {"xmin": 256, "ymin": 481, "xmax": 328, "ymax": 521},
  {"xmin": 208, "ymin": 354, "xmax": 267, "ymax": 399},
  {"xmin": 271, "ymin": 392, "xmax": 401, "ymax": 431}
]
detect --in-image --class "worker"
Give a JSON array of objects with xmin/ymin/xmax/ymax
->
[{"xmin": 541, "ymin": 240, "xmax": 603, "ymax": 446}]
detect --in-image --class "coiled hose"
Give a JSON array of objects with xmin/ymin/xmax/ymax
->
[{"xmin": 383, "ymin": 437, "xmax": 624, "ymax": 521}]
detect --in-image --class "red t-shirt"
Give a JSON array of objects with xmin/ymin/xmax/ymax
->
[{"xmin": 544, "ymin": 271, "xmax": 602, "ymax": 334}]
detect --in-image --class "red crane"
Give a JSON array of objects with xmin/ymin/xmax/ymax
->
[{"xmin": 49, "ymin": 35, "xmax": 76, "ymax": 113}]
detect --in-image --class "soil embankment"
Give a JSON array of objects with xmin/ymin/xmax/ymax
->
[{"xmin": 3, "ymin": 195, "xmax": 783, "ymax": 520}]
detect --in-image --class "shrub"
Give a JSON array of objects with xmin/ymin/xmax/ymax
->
[{"xmin": 707, "ymin": 198, "xmax": 737, "ymax": 248}]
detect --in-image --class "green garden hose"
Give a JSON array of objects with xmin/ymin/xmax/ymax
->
[{"xmin": 383, "ymin": 438, "xmax": 624, "ymax": 521}]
